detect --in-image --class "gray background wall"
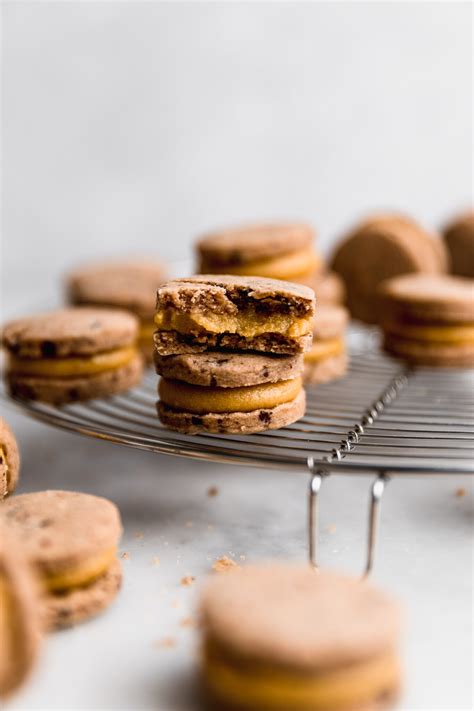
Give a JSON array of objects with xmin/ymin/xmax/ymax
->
[{"xmin": 2, "ymin": 1, "xmax": 472, "ymax": 316}]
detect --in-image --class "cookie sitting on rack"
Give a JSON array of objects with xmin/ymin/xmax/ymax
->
[
  {"xmin": 304, "ymin": 303, "xmax": 349, "ymax": 384},
  {"xmin": 379, "ymin": 274, "xmax": 474, "ymax": 367},
  {"xmin": 0, "ymin": 417, "xmax": 20, "ymax": 498},
  {"xmin": 154, "ymin": 275, "xmax": 315, "ymax": 434},
  {"xmin": 2, "ymin": 307, "xmax": 143, "ymax": 404},
  {"xmin": 198, "ymin": 563, "xmax": 402, "ymax": 711}
]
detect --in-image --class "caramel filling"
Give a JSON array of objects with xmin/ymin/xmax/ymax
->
[
  {"xmin": 159, "ymin": 377, "xmax": 302, "ymax": 414},
  {"xmin": 8, "ymin": 346, "xmax": 137, "ymax": 378},
  {"xmin": 204, "ymin": 248, "xmax": 321, "ymax": 281},
  {"xmin": 43, "ymin": 548, "xmax": 117, "ymax": 593},
  {"xmin": 203, "ymin": 643, "xmax": 400, "ymax": 710},
  {"xmin": 138, "ymin": 322, "xmax": 156, "ymax": 343},
  {"xmin": 385, "ymin": 322, "xmax": 474, "ymax": 344},
  {"xmin": 154, "ymin": 308, "xmax": 312, "ymax": 339},
  {"xmin": 304, "ymin": 338, "xmax": 344, "ymax": 364}
]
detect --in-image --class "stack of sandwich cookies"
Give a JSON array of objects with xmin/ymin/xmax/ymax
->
[
  {"xmin": 154, "ymin": 276, "xmax": 315, "ymax": 434},
  {"xmin": 199, "ymin": 564, "xmax": 402, "ymax": 711},
  {"xmin": 331, "ymin": 214, "xmax": 448, "ymax": 323},
  {"xmin": 0, "ymin": 523, "xmax": 42, "ymax": 700},
  {"xmin": 67, "ymin": 260, "xmax": 166, "ymax": 361},
  {"xmin": 304, "ymin": 304, "xmax": 349, "ymax": 384},
  {"xmin": 442, "ymin": 210, "xmax": 474, "ymax": 278},
  {"xmin": 2, "ymin": 307, "xmax": 143, "ymax": 404},
  {"xmin": 380, "ymin": 274, "xmax": 474, "ymax": 367},
  {"xmin": 0, "ymin": 418, "xmax": 20, "ymax": 498},
  {"xmin": 0, "ymin": 490, "xmax": 123, "ymax": 630}
]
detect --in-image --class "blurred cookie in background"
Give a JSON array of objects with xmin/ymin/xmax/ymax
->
[
  {"xmin": 443, "ymin": 210, "xmax": 474, "ymax": 278},
  {"xmin": 0, "ymin": 523, "xmax": 42, "ymax": 701},
  {"xmin": 304, "ymin": 303, "xmax": 349, "ymax": 384},
  {"xmin": 0, "ymin": 417, "xmax": 20, "ymax": 498},
  {"xmin": 331, "ymin": 213, "xmax": 448, "ymax": 324},
  {"xmin": 67, "ymin": 260, "xmax": 167, "ymax": 362}
]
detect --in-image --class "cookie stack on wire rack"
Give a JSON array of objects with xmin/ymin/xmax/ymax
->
[{"xmin": 153, "ymin": 275, "xmax": 315, "ymax": 434}]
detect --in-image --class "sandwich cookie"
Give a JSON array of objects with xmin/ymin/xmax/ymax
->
[
  {"xmin": 0, "ymin": 417, "xmax": 20, "ymax": 498},
  {"xmin": 67, "ymin": 260, "xmax": 166, "ymax": 361},
  {"xmin": 304, "ymin": 304, "xmax": 349, "ymax": 384},
  {"xmin": 443, "ymin": 210, "xmax": 474, "ymax": 278},
  {"xmin": 3, "ymin": 307, "xmax": 143, "ymax": 404},
  {"xmin": 0, "ymin": 523, "xmax": 42, "ymax": 700},
  {"xmin": 156, "ymin": 352, "xmax": 305, "ymax": 434},
  {"xmin": 196, "ymin": 223, "xmax": 321, "ymax": 284},
  {"xmin": 331, "ymin": 214, "xmax": 448, "ymax": 324},
  {"xmin": 0, "ymin": 490, "xmax": 123, "ymax": 631},
  {"xmin": 307, "ymin": 270, "xmax": 346, "ymax": 305},
  {"xmin": 154, "ymin": 275, "xmax": 315, "ymax": 356},
  {"xmin": 380, "ymin": 274, "xmax": 474, "ymax": 367},
  {"xmin": 199, "ymin": 564, "xmax": 402, "ymax": 711}
]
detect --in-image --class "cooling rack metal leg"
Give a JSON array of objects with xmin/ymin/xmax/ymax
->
[
  {"xmin": 308, "ymin": 471, "xmax": 323, "ymax": 569},
  {"xmin": 364, "ymin": 473, "xmax": 388, "ymax": 578}
]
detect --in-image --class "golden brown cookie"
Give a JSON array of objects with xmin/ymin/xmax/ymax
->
[
  {"xmin": 443, "ymin": 210, "xmax": 474, "ymax": 278},
  {"xmin": 66, "ymin": 260, "xmax": 166, "ymax": 362},
  {"xmin": 0, "ymin": 523, "xmax": 42, "ymax": 700},
  {"xmin": 0, "ymin": 490, "xmax": 123, "ymax": 631},
  {"xmin": 0, "ymin": 418, "xmax": 20, "ymax": 498},
  {"xmin": 304, "ymin": 304, "xmax": 349, "ymax": 384},
  {"xmin": 380, "ymin": 274, "xmax": 474, "ymax": 367},
  {"xmin": 199, "ymin": 564, "xmax": 402, "ymax": 711},
  {"xmin": 330, "ymin": 214, "xmax": 448, "ymax": 323},
  {"xmin": 3, "ymin": 307, "xmax": 143, "ymax": 404}
]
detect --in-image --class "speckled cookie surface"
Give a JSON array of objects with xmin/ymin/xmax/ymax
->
[
  {"xmin": 154, "ymin": 329, "xmax": 313, "ymax": 357},
  {"xmin": 155, "ymin": 352, "xmax": 304, "ymax": 388},
  {"xmin": 443, "ymin": 210, "xmax": 474, "ymax": 278},
  {"xmin": 330, "ymin": 214, "xmax": 447, "ymax": 324},
  {"xmin": 0, "ymin": 417, "xmax": 20, "ymax": 498},
  {"xmin": 67, "ymin": 260, "xmax": 166, "ymax": 319},
  {"xmin": 157, "ymin": 389, "xmax": 305, "ymax": 434},
  {"xmin": 304, "ymin": 351, "xmax": 348, "ymax": 384},
  {"xmin": 200, "ymin": 564, "xmax": 400, "ymax": 672},
  {"xmin": 41, "ymin": 559, "xmax": 122, "ymax": 631},
  {"xmin": 380, "ymin": 274, "xmax": 474, "ymax": 323},
  {"xmin": 196, "ymin": 224, "xmax": 314, "ymax": 266},
  {"xmin": 312, "ymin": 304, "xmax": 349, "ymax": 340},
  {"xmin": 0, "ymin": 490, "xmax": 122, "ymax": 577},
  {"xmin": 7, "ymin": 353, "xmax": 143, "ymax": 405},
  {"xmin": 0, "ymin": 524, "xmax": 41, "ymax": 700},
  {"xmin": 2, "ymin": 307, "xmax": 139, "ymax": 358}
]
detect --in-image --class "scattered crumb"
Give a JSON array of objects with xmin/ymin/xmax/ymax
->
[
  {"xmin": 212, "ymin": 556, "xmax": 240, "ymax": 573},
  {"xmin": 121, "ymin": 551, "xmax": 131, "ymax": 560},
  {"xmin": 207, "ymin": 524, "xmax": 215, "ymax": 531},
  {"xmin": 133, "ymin": 531, "xmax": 144, "ymax": 540},
  {"xmin": 239, "ymin": 555, "xmax": 246, "ymax": 561},
  {"xmin": 152, "ymin": 557, "xmax": 161, "ymax": 566},
  {"xmin": 185, "ymin": 521, "xmax": 194, "ymax": 528},
  {"xmin": 207, "ymin": 486, "xmax": 219, "ymax": 497},
  {"xmin": 170, "ymin": 599, "xmax": 181, "ymax": 609},
  {"xmin": 155, "ymin": 637, "xmax": 176, "ymax": 649},
  {"xmin": 180, "ymin": 616, "xmax": 195, "ymax": 628},
  {"xmin": 455, "ymin": 487, "xmax": 466, "ymax": 498},
  {"xmin": 164, "ymin": 541, "xmax": 169, "ymax": 546},
  {"xmin": 326, "ymin": 524, "xmax": 337, "ymax": 534},
  {"xmin": 181, "ymin": 575, "xmax": 195, "ymax": 587}
]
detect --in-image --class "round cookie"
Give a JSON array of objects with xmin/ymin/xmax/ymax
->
[
  {"xmin": 155, "ymin": 352, "xmax": 304, "ymax": 388},
  {"xmin": 0, "ymin": 490, "xmax": 123, "ymax": 631},
  {"xmin": 3, "ymin": 307, "xmax": 143, "ymax": 404},
  {"xmin": 330, "ymin": 214, "xmax": 448, "ymax": 323},
  {"xmin": 0, "ymin": 417, "xmax": 20, "ymax": 498},
  {"xmin": 0, "ymin": 523, "xmax": 41, "ymax": 700},
  {"xmin": 308, "ymin": 270, "xmax": 346, "ymax": 304},
  {"xmin": 304, "ymin": 304, "xmax": 349, "ymax": 385},
  {"xmin": 443, "ymin": 210, "xmax": 474, "ymax": 278},
  {"xmin": 199, "ymin": 564, "xmax": 402, "ymax": 711}
]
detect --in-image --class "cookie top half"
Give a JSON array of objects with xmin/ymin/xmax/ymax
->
[
  {"xmin": 2, "ymin": 307, "xmax": 139, "ymax": 358},
  {"xmin": 0, "ymin": 418, "xmax": 20, "ymax": 498},
  {"xmin": 67, "ymin": 260, "xmax": 167, "ymax": 319},
  {"xmin": 380, "ymin": 274, "xmax": 474, "ymax": 323},
  {"xmin": 200, "ymin": 564, "xmax": 400, "ymax": 672},
  {"xmin": 197, "ymin": 223, "xmax": 315, "ymax": 266},
  {"xmin": 313, "ymin": 304, "xmax": 349, "ymax": 340},
  {"xmin": 0, "ymin": 490, "xmax": 122, "ymax": 577}
]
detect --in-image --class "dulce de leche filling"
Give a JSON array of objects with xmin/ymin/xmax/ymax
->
[
  {"xmin": 43, "ymin": 547, "xmax": 117, "ymax": 593},
  {"xmin": 138, "ymin": 321, "xmax": 156, "ymax": 343},
  {"xmin": 203, "ymin": 641, "xmax": 400, "ymax": 711},
  {"xmin": 8, "ymin": 346, "xmax": 138, "ymax": 378},
  {"xmin": 203, "ymin": 248, "xmax": 321, "ymax": 281},
  {"xmin": 384, "ymin": 322, "xmax": 474, "ymax": 344},
  {"xmin": 304, "ymin": 338, "xmax": 344, "ymax": 364},
  {"xmin": 159, "ymin": 377, "xmax": 302, "ymax": 414}
]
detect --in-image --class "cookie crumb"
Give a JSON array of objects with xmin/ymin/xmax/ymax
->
[
  {"xmin": 326, "ymin": 524, "xmax": 337, "ymax": 533},
  {"xmin": 180, "ymin": 616, "xmax": 195, "ymax": 628},
  {"xmin": 155, "ymin": 637, "xmax": 176, "ymax": 649},
  {"xmin": 239, "ymin": 554, "xmax": 246, "ymax": 561},
  {"xmin": 181, "ymin": 575, "xmax": 195, "ymax": 587},
  {"xmin": 207, "ymin": 524, "xmax": 215, "ymax": 531},
  {"xmin": 455, "ymin": 487, "xmax": 466, "ymax": 497},
  {"xmin": 133, "ymin": 531, "xmax": 144, "ymax": 540},
  {"xmin": 213, "ymin": 556, "xmax": 239, "ymax": 573},
  {"xmin": 185, "ymin": 521, "xmax": 194, "ymax": 528},
  {"xmin": 121, "ymin": 551, "xmax": 130, "ymax": 560},
  {"xmin": 152, "ymin": 557, "xmax": 161, "ymax": 566},
  {"xmin": 170, "ymin": 599, "xmax": 181, "ymax": 609},
  {"xmin": 207, "ymin": 486, "xmax": 219, "ymax": 497}
]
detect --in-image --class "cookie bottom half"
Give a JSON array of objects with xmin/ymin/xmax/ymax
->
[
  {"xmin": 157, "ymin": 389, "xmax": 306, "ymax": 434},
  {"xmin": 7, "ymin": 354, "xmax": 143, "ymax": 405},
  {"xmin": 383, "ymin": 334, "xmax": 474, "ymax": 367},
  {"xmin": 41, "ymin": 559, "xmax": 122, "ymax": 631},
  {"xmin": 304, "ymin": 352, "xmax": 348, "ymax": 385}
]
